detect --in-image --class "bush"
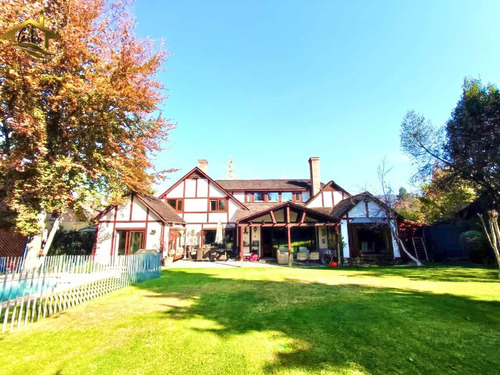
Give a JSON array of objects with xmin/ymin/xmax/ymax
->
[
  {"xmin": 459, "ymin": 230, "xmax": 490, "ymax": 264},
  {"xmin": 47, "ymin": 229, "xmax": 95, "ymax": 256}
]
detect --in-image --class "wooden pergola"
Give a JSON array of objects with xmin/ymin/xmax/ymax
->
[{"xmin": 236, "ymin": 202, "xmax": 339, "ymax": 262}]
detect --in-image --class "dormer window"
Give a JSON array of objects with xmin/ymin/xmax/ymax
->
[
  {"xmin": 268, "ymin": 192, "xmax": 279, "ymax": 202},
  {"xmin": 254, "ymin": 192, "xmax": 265, "ymax": 202}
]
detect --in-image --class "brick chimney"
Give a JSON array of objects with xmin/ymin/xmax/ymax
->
[
  {"xmin": 309, "ymin": 157, "xmax": 320, "ymax": 196},
  {"xmin": 197, "ymin": 159, "xmax": 208, "ymax": 173}
]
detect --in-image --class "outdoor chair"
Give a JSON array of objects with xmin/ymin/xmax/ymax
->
[
  {"xmin": 196, "ymin": 248, "xmax": 204, "ymax": 262},
  {"xmin": 296, "ymin": 248, "xmax": 309, "ymax": 262},
  {"xmin": 202, "ymin": 246, "xmax": 212, "ymax": 261},
  {"xmin": 308, "ymin": 251, "xmax": 320, "ymax": 262},
  {"xmin": 277, "ymin": 247, "xmax": 289, "ymax": 265}
]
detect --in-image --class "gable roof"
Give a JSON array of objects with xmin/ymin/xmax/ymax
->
[
  {"xmin": 306, "ymin": 180, "xmax": 351, "ymax": 207},
  {"xmin": 330, "ymin": 192, "xmax": 399, "ymax": 219},
  {"xmin": 235, "ymin": 201, "xmax": 338, "ymax": 223},
  {"xmin": 96, "ymin": 193, "xmax": 185, "ymax": 224},
  {"xmin": 159, "ymin": 167, "xmax": 247, "ymax": 210},
  {"xmin": 135, "ymin": 194, "xmax": 185, "ymax": 224},
  {"xmin": 216, "ymin": 179, "xmax": 319, "ymax": 191}
]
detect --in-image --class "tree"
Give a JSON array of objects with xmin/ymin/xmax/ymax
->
[
  {"xmin": 418, "ymin": 169, "xmax": 477, "ymax": 224},
  {"xmin": 0, "ymin": 1, "xmax": 173, "ymax": 257},
  {"xmin": 401, "ymin": 78, "xmax": 500, "ymax": 277},
  {"xmin": 394, "ymin": 187, "xmax": 424, "ymax": 223},
  {"xmin": 377, "ymin": 159, "xmax": 422, "ymax": 266}
]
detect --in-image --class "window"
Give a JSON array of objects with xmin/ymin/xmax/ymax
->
[
  {"xmin": 302, "ymin": 192, "xmax": 310, "ymax": 202},
  {"xmin": 167, "ymin": 199, "xmax": 183, "ymax": 212},
  {"xmin": 203, "ymin": 230, "xmax": 216, "ymax": 245},
  {"xmin": 268, "ymin": 192, "xmax": 279, "ymax": 202},
  {"xmin": 281, "ymin": 192, "xmax": 293, "ymax": 202},
  {"xmin": 210, "ymin": 198, "xmax": 227, "ymax": 211},
  {"xmin": 117, "ymin": 230, "xmax": 144, "ymax": 255},
  {"xmin": 254, "ymin": 192, "xmax": 265, "ymax": 202}
]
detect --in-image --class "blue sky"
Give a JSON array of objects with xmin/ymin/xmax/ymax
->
[{"xmin": 132, "ymin": 0, "xmax": 500, "ymax": 196}]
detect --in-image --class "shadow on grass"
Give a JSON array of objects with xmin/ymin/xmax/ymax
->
[{"xmin": 135, "ymin": 268, "xmax": 500, "ymax": 374}]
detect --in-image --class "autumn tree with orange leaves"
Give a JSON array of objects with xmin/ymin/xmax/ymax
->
[{"xmin": 0, "ymin": 1, "xmax": 173, "ymax": 250}]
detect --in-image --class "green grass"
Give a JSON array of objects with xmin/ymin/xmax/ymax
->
[{"xmin": 0, "ymin": 265, "xmax": 499, "ymax": 374}]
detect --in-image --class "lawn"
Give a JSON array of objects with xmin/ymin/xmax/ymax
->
[{"xmin": 0, "ymin": 265, "xmax": 499, "ymax": 374}]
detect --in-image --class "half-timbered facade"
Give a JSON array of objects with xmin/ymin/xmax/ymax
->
[
  {"xmin": 94, "ymin": 193, "xmax": 185, "ymax": 262},
  {"xmin": 155, "ymin": 157, "xmax": 402, "ymax": 262},
  {"xmin": 94, "ymin": 157, "xmax": 403, "ymax": 262}
]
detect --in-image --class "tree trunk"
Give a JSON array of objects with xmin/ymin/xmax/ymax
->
[
  {"xmin": 23, "ymin": 211, "xmax": 46, "ymax": 270},
  {"xmin": 389, "ymin": 220, "xmax": 422, "ymax": 266},
  {"xmin": 42, "ymin": 216, "xmax": 60, "ymax": 256},
  {"xmin": 479, "ymin": 210, "xmax": 500, "ymax": 279}
]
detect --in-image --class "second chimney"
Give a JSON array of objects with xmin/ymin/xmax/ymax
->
[
  {"xmin": 309, "ymin": 157, "xmax": 320, "ymax": 196},
  {"xmin": 198, "ymin": 159, "xmax": 208, "ymax": 174}
]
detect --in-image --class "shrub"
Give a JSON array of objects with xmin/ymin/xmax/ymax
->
[
  {"xmin": 47, "ymin": 229, "xmax": 95, "ymax": 256},
  {"xmin": 459, "ymin": 230, "xmax": 490, "ymax": 264}
]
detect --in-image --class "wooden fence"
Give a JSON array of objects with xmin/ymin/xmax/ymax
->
[{"xmin": 0, "ymin": 253, "xmax": 161, "ymax": 333}]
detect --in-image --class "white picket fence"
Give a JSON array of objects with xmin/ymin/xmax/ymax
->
[{"xmin": 0, "ymin": 253, "xmax": 161, "ymax": 333}]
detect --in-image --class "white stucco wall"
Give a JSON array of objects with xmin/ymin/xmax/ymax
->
[
  {"xmin": 340, "ymin": 220, "xmax": 350, "ymax": 258},
  {"xmin": 132, "ymin": 200, "xmax": 148, "ymax": 221},
  {"xmin": 169, "ymin": 183, "xmax": 184, "ymax": 197},
  {"xmin": 209, "ymin": 184, "xmax": 225, "ymax": 198},
  {"xmin": 367, "ymin": 201, "xmax": 386, "ymax": 218},
  {"xmin": 145, "ymin": 221, "xmax": 163, "ymax": 250},
  {"xmin": 184, "ymin": 179, "xmax": 196, "ymax": 197},
  {"xmin": 323, "ymin": 193, "xmax": 333, "ymax": 207},
  {"xmin": 197, "ymin": 179, "xmax": 209, "ymax": 197},
  {"xmin": 95, "ymin": 220, "xmax": 113, "ymax": 262},
  {"xmin": 233, "ymin": 192, "xmax": 245, "ymax": 203},
  {"xmin": 183, "ymin": 213, "xmax": 208, "ymax": 223},
  {"xmin": 350, "ymin": 202, "xmax": 367, "ymax": 218},
  {"xmin": 317, "ymin": 226, "xmax": 328, "ymax": 248},
  {"xmin": 184, "ymin": 198, "xmax": 205, "ymax": 212}
]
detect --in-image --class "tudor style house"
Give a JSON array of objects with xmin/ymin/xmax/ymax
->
[{"xmin": 94, "ymin": 157, "xmax": 401, "ymax": 263}]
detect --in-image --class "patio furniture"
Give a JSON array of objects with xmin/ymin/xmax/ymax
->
[
  {"xmin": 202, "ymin": 246, "xmax": 212, "ymax": 261},
  {"xmin": 277, "ymin": 246, "xmax": 289, "ymax": 265},
  {"xmin": 214, "ymin": 249, "xmax": 227, "ymax": 261},
  {"xmin": 296, "ymin": 248, "xmax": 309, "ymax": 262},
  {"xmin": 309, "ymin": 251, "xmax": 320, "ymax": 262},
  {"xmin": 196, "ymin": 248, "xmax": 204, "ymax": 261},
  {"xmin": 188, "ymin": 246, "xmax": 197, "ymax": 260}
]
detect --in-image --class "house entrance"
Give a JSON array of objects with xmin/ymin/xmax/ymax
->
[
  {"xmin": 261, "ymin": 227, "xmax": 287, "ymax": 257},
  {"xmin": 117, "ymin": 230, "xmax": 144, "ymax": 255},
  {"xmin": 348, "ymin": 223, "xmax": 392, "ymax": 257}
]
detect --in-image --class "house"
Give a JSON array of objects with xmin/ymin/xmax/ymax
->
[
  {"xmin": 93, "ymin": 193, "xmax": 185, "ymax": 263},
  {"xmin": 94, "ymin": 157, "xmax": 402, "ymax": 263}
]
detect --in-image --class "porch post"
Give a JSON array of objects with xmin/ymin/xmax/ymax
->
[
  {"xmin": 287, "ymin": 224, "xmax": 292, "ymax": 267},
  {"xmin": 336, "ymin": 223, "xmax": 342, "ymax": 264},
  {"xmin": 239, "ymin": 225, "xmax": 244, "ymax": 261}
]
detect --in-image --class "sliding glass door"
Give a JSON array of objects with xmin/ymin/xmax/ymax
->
[{"xmin": 117, "ymin": 230, "xmax": 145, "ymax": 255}]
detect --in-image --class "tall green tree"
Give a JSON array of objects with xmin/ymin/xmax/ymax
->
[
  {"xmin": 401, "ymin": 78, "xmax": 500, "ymax": 276},
  {"xmin": 0, "ymin": 1, "xmax": 173, "ymax": 256}
]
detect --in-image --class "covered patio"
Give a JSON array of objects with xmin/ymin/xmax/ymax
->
[{"xmin": 235, "ymin": 202, "xmax": 340, "ymax": 264}]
